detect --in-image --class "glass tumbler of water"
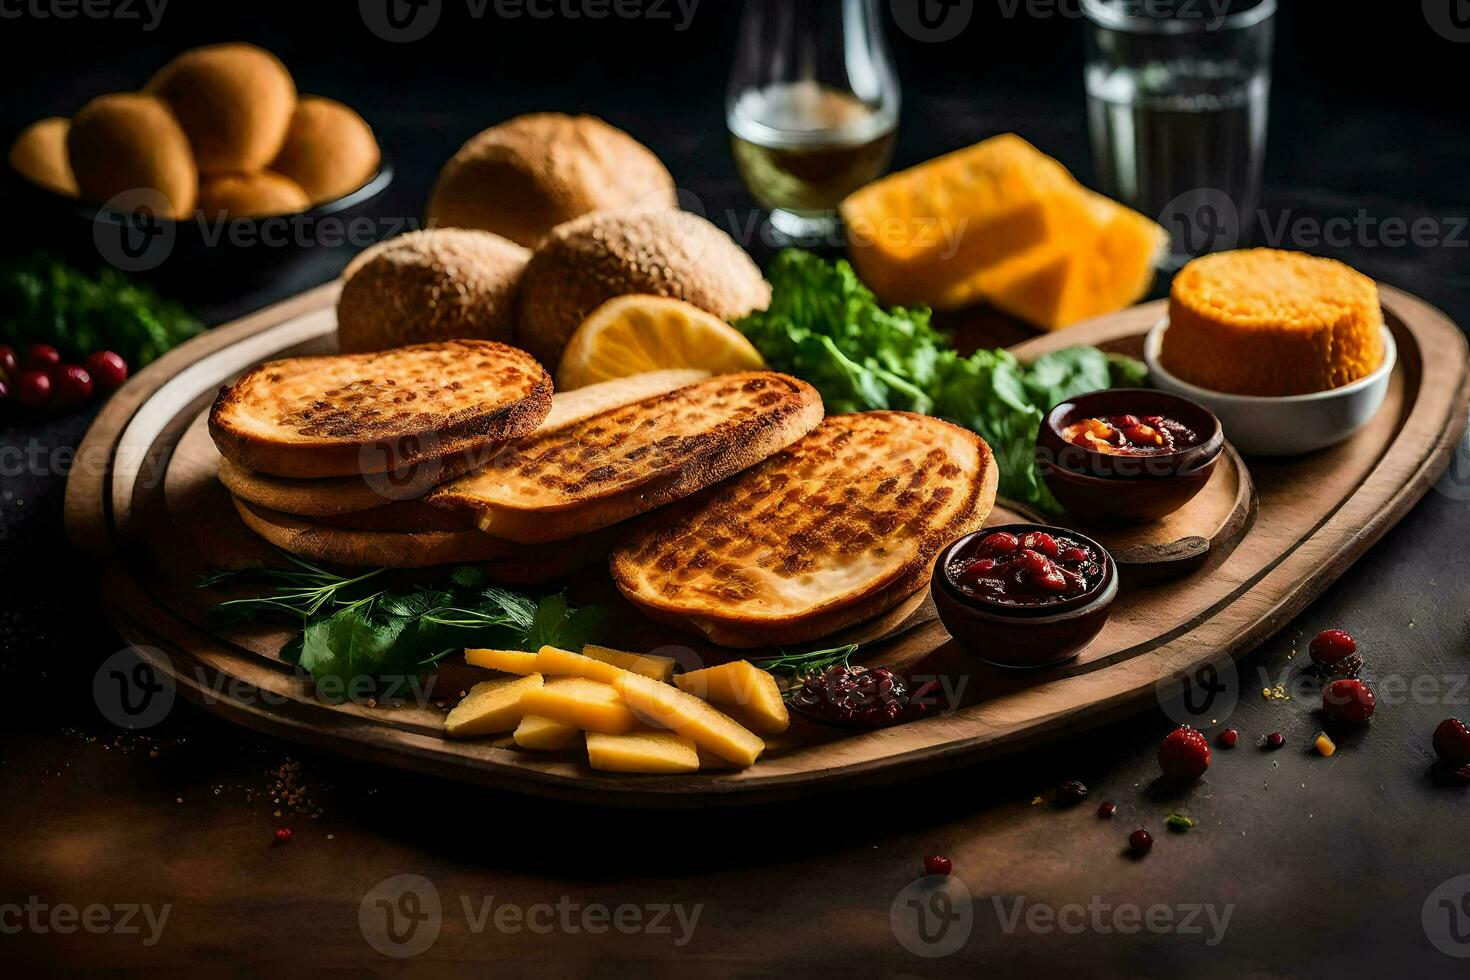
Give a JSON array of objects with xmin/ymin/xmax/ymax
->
[
  {"xmin": 1084, "ymin": 0, "xmax": 1276, "ymax": 268},
  {"xmin": 728, "ymin": 0, "xmax": 900, "ymax": 245}
]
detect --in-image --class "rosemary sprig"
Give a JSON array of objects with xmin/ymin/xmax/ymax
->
[
  {"xmin": 754, "ymin": 644, "xmax": 858, "ymax": 686},
  {"xmin": 201, "ymin": 554, "xmax": 386, "ymax": 623}
]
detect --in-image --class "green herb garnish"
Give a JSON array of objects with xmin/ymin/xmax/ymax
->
[
  {"xmin": 0, "ymin": 253, "xmax": 204, "ymax": 366},
  {"xmin": 736, "ymin": 249, "xmax": 1148, "ymax": 512},
  {"xmin": 1165, "ymin": 813, "xmax": 1197, "ymax": 832},
  {"xmin": 755, "ymin": 643, "xmax": 858, "ymax": 691},
  {"xmin": 203, "ymin": 559, "xmax": 606, "ymax": 701}
]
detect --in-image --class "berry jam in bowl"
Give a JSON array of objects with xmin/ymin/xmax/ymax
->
[
  {"xmin": 1036, "ymin": 388, "xmax": 1224, "ymax": 526},
  {"xmin": 932, "ymin": 525, "xmax": 1118, "ymax": 669}
]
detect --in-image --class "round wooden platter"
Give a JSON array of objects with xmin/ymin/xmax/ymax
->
[{"xmin": 66, "ymin": 283, "xmax": 1469, "ymax": 805}]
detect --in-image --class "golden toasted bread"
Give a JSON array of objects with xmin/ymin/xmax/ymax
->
[
  {"xmin": 610, "ymin": 412, "xmax": 998, "ymax": 648},
  {"xmin": 230, "ymin": 497, "xmax": 620, "ymax": 580},
  {"xmin": 209, "ymin": 340, "xmax": 552, "ymax": 479},
  {"xmin": 429, "ymin": 372, "xmax": 824, "ymax": 544},
  {"xmin": 217, "ymin": 369, "xmax": 711, "ymax": 517}
]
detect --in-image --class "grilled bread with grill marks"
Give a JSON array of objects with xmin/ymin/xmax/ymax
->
[
  {"xmin": 230, "ymin": 497, "xmax": 621, "ymax": 580},
  {"xmin": 429, "ymin": 372, "xmax": 824, "ymax": 544},
  {"xmin": 209, "ymin": 340, "xmax": 552, "ymax": 479},
  {"xmin": 217, "ymin": 369, "xmax": 709, "ymax": 517},
  {"xmin": 610, "ymin": 412, "xmax": 998, "ymax": 648}
]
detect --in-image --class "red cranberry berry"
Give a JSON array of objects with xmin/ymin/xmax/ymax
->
[
  {"xmin": 980, "ymin": 531, "xmax": 1020, "ymax": 555},
  {"xmin": 50, "ymin": 365, "xmax": 93, "ymax": 407},
  {"xmin": 1158, "ymin": 725, "xmax": 1211, "ymax": 781},
  {"xmin": 1433, "ymin": 719, "xmax": 1470, "ymax": 764},
  {"xmin": 1309, "ymin": 629, "xmax": 1362, "ymax": 675},
  {"xmin": 0, "ymin": 343, "xmax": 16, "ymax": 378},
  {"xmin": 24, "ymin": 343, "xmax": 61, "ymax": 371},
  {"xmin": 274, "ymin": 827, "xmax": 292, "ymax": 844},
  {"xmin": 1097, "ymin": 801, "xmax": 1117, "ymax": 819},
  {"xmin": 13, "ymin": 370, "xmax": 51, "ymax": 408},
  {"xmin": 1217, "ymin": 728, "xmax": 1239, "ymax": 749},
  {"xmin": 1322, "ymin": 679, "xmax": 1375, "ymax": 724},
  {"xmin": 0, "ymin": 378, "xmax": 8, "ymax": 402},
  {"xmin": 1128, "ymin": 829, "xmax": 1153, "ymax": 856},
  {"xmin": 84, "ymin": 350, "xmax": 129, "ymax": 391},
  {"xmin": 1265, "ymin": 732, "xmax": 1285, "ymax": 749},
  {"xmin": 1056, "ymin": 780, "xmax": 1089, "ymax": 805},
  {"xmin": 923, "ymin": 855, "xmax": 952, "ymax": 876},
  {"xmin": 1023, "ymin": 532, "xmax": 1060, "ymax": 557}
]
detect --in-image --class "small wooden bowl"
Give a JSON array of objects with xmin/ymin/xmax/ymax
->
[
  {"xmin": 1036, "ymin": 389, "xmax": 1224, "ymax": 526},
  {"xmin": 931, "ymin": 525, "xmax": 1119, "ymax": 670}
]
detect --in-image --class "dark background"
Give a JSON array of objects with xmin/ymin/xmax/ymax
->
[{"xmin": 2, "ymin": 1, "xmax": 1470, "ymax": 976}]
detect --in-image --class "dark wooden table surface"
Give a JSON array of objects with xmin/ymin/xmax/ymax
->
[{"xmin": 2, "ymin": 4, "xmax": 1469, "ymax": 976}]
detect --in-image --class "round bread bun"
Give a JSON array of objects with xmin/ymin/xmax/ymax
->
[
  {"xmin": 67, "ymin": 93, "xmax": 198, "ymax": 219},
  {"xmin": 425, "ymin": 112, "xmax": 677, "ymax": 248},
  {"xmin": 337, "ymin": 229, "xmax": 532, "ymax": 353},
  {"xmin": 516, "ymin": 209, "xmax": 771, "ymax": 367},
  {"xmin": 9, "ymin": 117, "xmax": 78, "ymax": 197},
  {"xmin": 198, "ymin": 170, "xmax": 310, "ymax": 218},
  {"xmin": 147, "ymin": 42, "xmax": 296, "ymax": 174},
  {"xmin": 270, "ymin": 95, "xmax": 381, "ymax": 204}
]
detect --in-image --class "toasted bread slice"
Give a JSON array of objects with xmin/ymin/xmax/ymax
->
[
  {"xmin": 209, "ymin": 340, "xmax": 552, "ymax": 479},
  {"xmin": 610, "ymin": 412, "xmax": 998, "ymax": 648},
  {"xmin": 230, "ymin": 497, "xmax": 620, "ymax": 579},
  {"xmin": 429, "ymin": 372, "xmax": 824, "ymax": 544},
  {"xmin": 217, "ymin": 369, "xmax": 710, "ymax": 517}
]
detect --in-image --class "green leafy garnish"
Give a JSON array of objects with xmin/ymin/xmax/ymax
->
[
  {"xmin": 736, "ymin": 250, "xmax": 1148, "ymax": 512},
  {"xmin": 1165, "ymin": 813, "xmax": 1197, "ymax": 832},
  {"xmin": 755, "ymin": 644, "xmax": 858, "ymax": 692},
  {"xmin": 203, "ymin": 558, "xmax": 606, "ymax": 701},
  {"xmin": 0, "ymin": 253, "xmax": 203, "ymax": 366}
]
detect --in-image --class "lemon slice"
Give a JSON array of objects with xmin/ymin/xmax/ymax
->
[{"xmin": 555, "ymin": 295, "xmax": 765, "ymax": 390}]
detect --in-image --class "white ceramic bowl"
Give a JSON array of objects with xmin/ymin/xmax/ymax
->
[{"xmin": 1144, "ymin": 319, "xmax": 1396, "ymax": 456}]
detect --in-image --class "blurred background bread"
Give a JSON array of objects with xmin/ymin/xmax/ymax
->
[
  {"xmin": 271, "ymin": 95, "xmax": 381, "ymax": 205},
  {"xmin": 337, "ymin": 229, "xmax": 531, "ymax": 353},
  {"xmin": 8, "ymin": 117, "xmax": 77, "ymax": 197},
  {"xmin": 515, "ymin": 209, "xmax": 771, "ymax": 367},
  {"xmin": 198, "ymin": 170, "xmax": 310, "ymax": 218},
  {"xmin": 147, "ymin": 42, "xmax": 296, "ymax": 174},
  {"xmin": 425, "ymin": 113, "xmax": 677, "ymax": 247},
  {"xmin": 67, "ymin": 93, "xmax": 197, "ymax": 219}
]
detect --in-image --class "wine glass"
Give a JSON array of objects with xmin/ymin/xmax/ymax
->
[{"xmin": 727, "ymin": 0, "xmax": 900, "ymax": 245}]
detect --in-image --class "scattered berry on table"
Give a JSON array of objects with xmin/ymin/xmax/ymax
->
[
  {"xmin": 1217, "ymin": 728, "xmax": 1239, "ymax": 749},
  {"xmin": 23, "ymin": 343, "xmax": 61, "ymax": 371},
  {"xmin": 1433, "ymin": 718, "xmax": 1470, "ymax": 764},
  {"xmin": 1158, "ymin": 725, "xmax": 1211, "ymax": 781},
  {"xmin": 0, "ymin": 344, "xmax": 16, "ymax": 378},
  {"xmin": 274, "ymin": 827, "xmax": 293, "ymax": 844},
  {"xmin": 1265, "ymin": 732, "xmax": 1285, "ymax": 749},
  {"xmin": 50, "ymin": 365, "xmax": 93, "ymax": 408},
  {"xmin": 1309, "ymin": 629, "xmax": 1362, "ymax": 675},
  {"xmin": 1322, "ymin": 678, "xmax": 1375, "ymax": 724},
  {"xmin": 1128, "ymin": 829, "xmax": 1153, "ymax": 856},
  {"xmin": 14, "ymin": 370, "xmax": 51, "ymax": 407},
  {"xmin": 923, "ymin": 855, "xmax": 952, "ymax": 876},
  {"xmin": 84, "ymin": 350, "xmax": 129, "ymax": 391},
  {"xmin": 1097, "ymin": 801, "xmax": 1117, "ymax": 819}
]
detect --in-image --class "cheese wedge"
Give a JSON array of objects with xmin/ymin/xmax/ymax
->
[
  {"xmin": 612, "ymin": 673, "xmax": 765, "ymax": 768},
  {"xmin": 583, "ymin": 644, "xmax": 677, "ymax": 683},
  {"xmin": 586, "ymin": 729, "xmax": 699, "ymax": 774},
  {"xmin": 535, "ymin": 645, "xmax": 629, "ymax": 686},
  {"xmin": 513, "ymin": 714, "xmax": 582, "ymax": 751},
  {"xmin": 674, "ymin": 661, "xmax": 790, "ymax": 735},
  {"xmin": 465, "ymin": 648, "xmax": 540, "ymax": 675},
  {"xmin": 518, "ymin": 676, "xmax": 637, "ymax": 735},
  {"xmin": 444, "ymin": 673, "xmax": 542, "ymax": 737}
]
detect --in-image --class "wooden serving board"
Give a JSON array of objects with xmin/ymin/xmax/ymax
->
[{"xmin": 65, "ymin": 283, "xmax": 1469, "ymax": 805}]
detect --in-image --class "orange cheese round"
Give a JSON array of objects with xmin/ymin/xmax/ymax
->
[{"xmin": 1161, "ymin": 249, "xmax": 1385, "ymax": 397}]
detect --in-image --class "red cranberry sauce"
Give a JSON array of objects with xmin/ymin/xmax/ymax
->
[
  {"xmin": 946, "ymin": 530, "xmax": 1105, "ymax": 607},
  {"xmin": 1062, "ymin": 414, "xmax": 1201, "ymax": 457}
]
